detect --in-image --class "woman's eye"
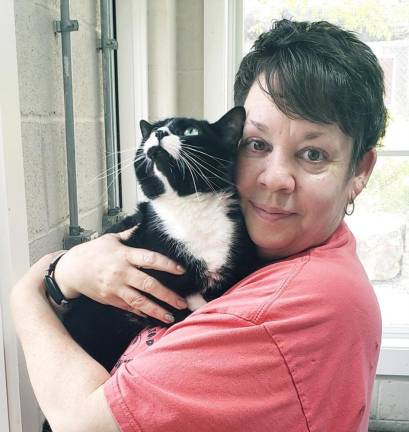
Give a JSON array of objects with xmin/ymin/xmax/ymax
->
[
  {"xmin": 247, "ymin": 139, "xmax": 267, "ymax": 152},
  {"xmin": 300, "ymin": 148, "xmax": 327, "ymax": 162},
  {"xmin": 184, "ymin": 127, "xmax": 199, "ymax": 136}
]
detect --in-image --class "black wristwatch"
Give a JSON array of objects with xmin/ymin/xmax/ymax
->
[{"xmin": 44, "ymin": 252, "xmax": 71, "ymax": 306}]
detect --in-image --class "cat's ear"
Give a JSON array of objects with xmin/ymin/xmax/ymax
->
[
  {"xmin": 212, "ymin": 106, "xmax": 246, "ymax": 148},
  {"xmin": 140, "ymin": 120, "xmax": 153, "ymax": 140}
]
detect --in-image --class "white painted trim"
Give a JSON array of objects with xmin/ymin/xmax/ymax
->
[
  {"xmin": 377, "ymin": 340, "xmax": 409, "ymax": 376},
  {"xmin": 377, "ymin": 150, "xmax": 409, "ymax": 157},
  {"xmin": 0, "ymin": 2, "xmax": 32, "ymax": 431},
  {"xmin": 226, "ymin": 0, "xmax": 243, "ymax": 109},
  {"xmin": 116, "ymin": 0, "xmax": 149, "ymax": 214},
  {"xmin": 377, "ymin": 328, "xmax": 409, "ymax": 375},
  {"xmin": 0, "ymin": 307, "xmax": 9, "ymax": 432},
  {"xmin": 204, "ymin": 0, "xmax": 243, "ymax": 122}
]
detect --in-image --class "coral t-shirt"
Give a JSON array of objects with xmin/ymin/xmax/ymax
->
[{"xmin": 104, "ymin": 222, "xmax": 381, "ymax": 432}]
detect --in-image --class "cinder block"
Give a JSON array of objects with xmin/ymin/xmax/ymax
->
[
  {"xmin": 14, "ymin": 0, "xmax": 65, "ymax": 117},
  {"xmin": 79, "ymin": 206, "xmax": 105, "ymax": 235},
  {"xmin": 20, "ymin": 122, "xmax": 49, "ymax": 239},
  {"xmin": 378, "ymin": 378, "xmax": 409, "ymax": 420},
  {"xmin": 370, "ymin": 379, "xmax": 380, "ymax": 419},
  {"xmin": 74, "ymin": 121, "xmax": 106, "ymax": 212},
  {"xmin": 29, "ymin": 226, "xmax": 66, "ymax": 264},
  {"xmin": 71, "ymin": 0, "xmax": 100, "ymax": 31},
  {"xmin": 71, "ymin": 22, "xmax": 104, "ymax": 119},
  {"xmin": 35, "ymin": 0, "xmax": 59, "ymax": 12},
  {"xmin": 40, "ymin": 122, "xmax": 70, "ymax": 228}
]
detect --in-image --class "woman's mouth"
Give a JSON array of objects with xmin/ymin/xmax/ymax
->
[{"xmin": 250, "ymin": 201, "xmax": 295, "ymax": 223}]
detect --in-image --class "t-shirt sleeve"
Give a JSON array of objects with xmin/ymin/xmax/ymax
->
[{"xmin": 104, "ymin": 312, "xmax": 309, "ymax": 432}]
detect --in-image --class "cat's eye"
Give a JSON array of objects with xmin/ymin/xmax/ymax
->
[{"xmin": 184, "ymin": 127, "xmax": 199, "ymax": 136}]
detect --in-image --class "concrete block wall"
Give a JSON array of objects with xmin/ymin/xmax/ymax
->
[
  {"xmin": 14, "ymin": 0, "xmax": 106, "ymax": 264},
  {"xmin": 369, "ymin": 376, "xmax": 409, "ymax": 431}
]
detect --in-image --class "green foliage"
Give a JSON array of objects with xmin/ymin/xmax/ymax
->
[
  {"xmin": 358, "ymin": 157, "xmax": 409, "ymax": 215},
  {"xmin": 245, "ymin": 0, "xmax": 409, "ymax": 42}
]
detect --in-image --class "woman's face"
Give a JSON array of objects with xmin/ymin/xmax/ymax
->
[{"xmin": 236, "ymin": 79, "xmax": 376, "ymax": 259}]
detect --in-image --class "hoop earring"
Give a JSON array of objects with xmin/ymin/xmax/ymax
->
[{"xmin": 344, "ymin": 199, "xmax": 355, "ymax": 216}]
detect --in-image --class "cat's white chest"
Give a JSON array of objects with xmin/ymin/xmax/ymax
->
[{"xmin": 151, "ymin": 191, "xmax": 235, "ymax": 275}]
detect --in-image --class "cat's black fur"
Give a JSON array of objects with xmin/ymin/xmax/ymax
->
[{"xmin": 62, "ymin": 107, "xmax": 258, "ymax": 372}]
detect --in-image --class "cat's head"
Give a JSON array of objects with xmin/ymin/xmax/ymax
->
[{"xmin": 135, "ymin": 107, "xmax": 246, "ymax": 199}]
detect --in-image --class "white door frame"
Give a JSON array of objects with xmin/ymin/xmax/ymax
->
[
  {"xmin": 115, "ymin": 0, "xmax": 149, "ymax": 213},
  {"xmin": 0, "ymin": 1, "xmax": 38, "ymax": 431},
  {"xmin": 203, "ymin": 0, "xmax": 243, "ymax": 122}
]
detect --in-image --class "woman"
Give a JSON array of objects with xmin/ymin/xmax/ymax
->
[{"xmin": 11, "ymin": 19, "xmax": 386, "ymax": 432}]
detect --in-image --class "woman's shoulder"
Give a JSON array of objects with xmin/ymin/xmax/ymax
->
[{"xmin": 195, "ymin": 222, "xmax": 377, "ymax": 325}]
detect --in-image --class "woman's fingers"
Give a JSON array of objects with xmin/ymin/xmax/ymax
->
[
  {"xmin": 116, "ymin": 227, "xmax": 138, "ymax": 241},
  {"xmin": 53, "ymin": 230, "xmax": 188, "ymax": 320},
  {"xmin": 117, "ymin": 286, "xmax": 176, "ymax": 324},
  {"xmin": 125, "ymin": 247, "xmax": 185, "ymax": 275},
  {"xmin": 125, "ymin": 267, "xmax": 187, "ymax": 311}
]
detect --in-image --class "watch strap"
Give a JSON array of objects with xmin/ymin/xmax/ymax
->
[{"xmin": 44, "ymin": 252, "xmax": 71, "ymax": 306}]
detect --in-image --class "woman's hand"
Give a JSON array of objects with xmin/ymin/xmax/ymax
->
[{"xmin": 54, "ymin": 228, "xmax": 188, "ymax": 323}]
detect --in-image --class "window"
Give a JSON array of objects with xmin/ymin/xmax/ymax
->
[{"xmin": 243, "ymin": 0, "xmax": 409, "ymax": 375}]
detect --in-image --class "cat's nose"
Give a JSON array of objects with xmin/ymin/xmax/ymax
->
[{"xmin": 155, "ymin": 129, "xmax": 169, "ymax": 141}]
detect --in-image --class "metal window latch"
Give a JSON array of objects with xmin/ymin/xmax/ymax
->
[
  {"xmin": 53, "ymin": 20, "xmax": 79, "ymax": 33},
  {"xmin": 97, "ymin": 38, "xmax": 119, "ymax": 51}
]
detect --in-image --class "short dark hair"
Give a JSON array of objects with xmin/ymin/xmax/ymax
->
[{"xmin": 234, "ymin": 19, "xmax": 387, "ymax": 172}]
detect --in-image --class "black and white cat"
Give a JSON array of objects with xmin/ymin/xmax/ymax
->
[{"xmin": 62, "ymin": 106, "xmax": 258, "ymax": 371}]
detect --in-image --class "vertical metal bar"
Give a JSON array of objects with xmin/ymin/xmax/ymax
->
[
  {"xmin": 59, "ymin": 0, "xmax": 80, "ymax": 236},
  {"xmin": 100, "ymin": 0, "xmax": 120, "ymax": 212}
]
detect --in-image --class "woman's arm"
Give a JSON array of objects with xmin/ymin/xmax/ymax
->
[
  {"xmin": 11, "ymin": 230, "xmax": 187, "ymax": 432},
  {"xmin": 10, "ymin": 253, "xmax": 119, "ymax": 432}
]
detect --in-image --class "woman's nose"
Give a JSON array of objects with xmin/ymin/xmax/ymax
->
[{"xmin": 257, "ymin": 155, "xmax": 296, "ymax": 193}]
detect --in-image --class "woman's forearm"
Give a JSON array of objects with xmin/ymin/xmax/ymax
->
[{"xmin": 10, "ymin": 255, "xmax": 117, "ymax": 432}]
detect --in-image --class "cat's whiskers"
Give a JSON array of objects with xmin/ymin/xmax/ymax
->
[
  {"xmin": 93, "ymin": 156, "xmax": 138, "ymax": 205},
  {"xmin": 180, "ymin": 151, "xmax": 218, "ymax": 195},
  {"xmin": 181, "ymin": 147, "xmax": 233, "ymax": 179},
  {"xmin": 177, "ymin": 153, "xmax": 200, "ymax": 200},
  {"xmin": 87, "ymin": 154, "xmax": 136, "ymax": 184},
  {"xmin": 181, "ymin": 148, "xmax": 226, "ymax": 187},
  {"xmin": 105, "ymin": 148, "xmax": 138, "ymax": 157},
  {"xmin": 182, "ymin": 149, "xmax": 236, "ymax": 189},
  {"xmin": 174, "ymin": 157, "xmax": 186, "ymax": 178},
  {"xmin": 181, "ymin": 143, "xmax": 233, "ymax": 164}
]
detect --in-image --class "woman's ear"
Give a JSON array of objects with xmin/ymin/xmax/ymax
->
[{"xmin": 351, "ymin": 149, "xmax": 377, "ymax": 200}]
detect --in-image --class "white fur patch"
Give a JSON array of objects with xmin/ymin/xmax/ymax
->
[
  {"xmin": 186, "ymin": 293, "xmax": 208, "ymax": 311},
  {"xmin": 144, "ymin": 127, "xmax": 181, "ymax": 160},
  {"xmin": 151, "ymin": 190, "xmax": 236, "ymax": 282},
  {"xmin": 161, "ymin": 135, "xmax": 181, "ymax": 159},
  {"xmin": 144, "ymin": 134, "xmax": 160, "ymax": 153}
]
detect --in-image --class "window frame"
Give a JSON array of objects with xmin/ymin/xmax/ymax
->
[
  {"xmin": 115, "ymin": 0, "xmax": 149, "ymax": 214},
  {"xmin": 372, "ymin": 150, "xmax": 409, "ymax": 375},
  {"xmin": 203, "ymin": 0, "xmax": 243, "ymax": 121},
  {"xmin": 203, "ymin": 0, "xmax": 409, "ymax": 376}
]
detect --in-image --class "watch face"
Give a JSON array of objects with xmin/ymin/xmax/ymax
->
[{"xmin": 44, "ymin": 274, "xmax": 65, "ymax": 305}]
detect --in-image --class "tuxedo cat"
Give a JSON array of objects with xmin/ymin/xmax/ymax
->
[{"xmin": 62, "ymin": 106, "xmax": 258, "ymax": 372}]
